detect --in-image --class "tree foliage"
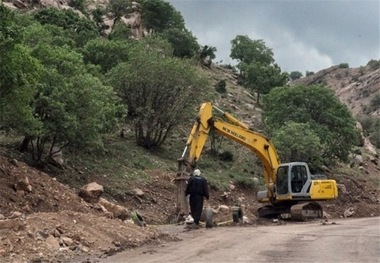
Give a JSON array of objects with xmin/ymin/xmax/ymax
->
[
  {"xmin": 289, "ymin": 71, "xmax": 303, "ymax": 81},
  {"xmin": 271, "ymin": 122, "xmax": 324, "ymax": 170},
  {"xmin": 108, "ymin": 43, "xmax": 209, "ymax": 149},
  {"xmin": 33, "ymin": 8, "xmax": 99, "ymax": 47},
  {"xmin": 141, "ymin": 0, "xmax": 185, "ymax": 33},
  {"xmin": 263, "ymin": 85, "xmax": 359, "ymax": 166},
  {"xmin": 200, "ymin": 45, "xmax": 217, "ymax": 67},
  {"xmin": 230, "ymin": 35, "xmax": 287, "ymax": 101},
  {"xmin": 27, "ymin": 44, "xmax": 119, "ymax": 162},
  {"xmin": 245, "ymin": 62, "xmax": 288, "ymax": 101},
  {"xmin": 107, "ymin": 0, "xmax": 131, "ymax": 31},
  {"xmin": 160, "ymin": 28, "xmax": 198, "ymax": 58},
  {"xmin": 0, "ymin": 5, "xmax": 41, "ymax": 133},
  {"xmin": 82, "ymin": 39, "xmax": 132, "ymax": 73},
  {"xmin": 230, "ymin": 35, "xmax": 274, "ymax": 70}
]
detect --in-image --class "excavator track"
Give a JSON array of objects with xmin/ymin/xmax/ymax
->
[{"xmin": 290, "ymin": 202, "xmax": 323, "ymax": 221}]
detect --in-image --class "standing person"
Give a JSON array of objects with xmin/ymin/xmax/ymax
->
[{"xmin": 185, "ymin": 169, "xmax": 209, "ymax": 227}]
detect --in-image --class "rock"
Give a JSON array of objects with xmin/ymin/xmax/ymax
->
[
  {"xmin": 98, "ymin": 198, "xmax": 129, "ymax": 220},
  {"xmin": 369, "ymin": 156, "xmax": 378, "ymax": 165},
  {"xmin": 133, "ymin": 188, "xmax": 144, "ymax": 197},
  {"xmin": 337, "ymin": 184, "xmax": 348, "ymax": 194},
  {"xmin": 323, "ymin": 211, "xmax": 332, "ymax": 219},
  {"xmin": 12, "ymin": 0, "xmax": 27, "ymax": 9},
  {"xmin": 354, "ymin": 155, "xmax": 363, "ymax": 166},
  {"xmin": 10, "ymin": 158, "xmax": 19, "ymax": 167},
  {"xmin": 45, "ymin": 236, "xmax": 60, "ymax": 250},
  {"xmin": 50, "ymin": 146, "xmax": 64, "ymax": 167},
  {"xmin": 61, "ymin": 237, "xmax": 73, "ymax": 246},
  {"xmin": 344, "ymin": 207, "xmax": 355, "ymax": 218},
  {"xmin": 9, "ymin": 211, "xmax": 23, "ymax": 219},
  {"xmin": 14, "ymin": 176, "xmax": 32, "ymax": 192},
  {"xmin": 218, "ymin": 205, "xmax": 229, "ymax": 212},
  {"xmin": 0, "ymin": 219, "xmax": 25, "ymax": 231},
  {"xmin": 78, "ymin": 182, "xmax": 104, "ymax": 203}
]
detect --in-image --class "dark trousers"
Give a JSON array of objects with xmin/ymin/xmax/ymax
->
[{"xmin": 189, "ymin": 195, "xmax": 204, "ymax": 224}]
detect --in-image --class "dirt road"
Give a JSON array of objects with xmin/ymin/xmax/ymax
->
[{"xmin": 99, "ymin": 217, "xmax": 380, "ymax": 263}]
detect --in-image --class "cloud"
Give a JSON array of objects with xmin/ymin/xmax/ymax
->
[{"xmin": 167, "ymin": 0, "xmax": 379, "ymax": 72}]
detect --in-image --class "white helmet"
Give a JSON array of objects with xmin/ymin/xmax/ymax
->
[{"xmin": 193, "ymin": 169, "xmax": 201, "ymax": 176}]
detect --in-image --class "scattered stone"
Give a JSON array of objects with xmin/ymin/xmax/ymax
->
[
  {"xmin": 323, "ymin": 211, "xmax": 332, "ymax": 219},
  {"xmin": 337, "ymin": 184, "xmax": 348, "ymax": 194},
  {"xmin": 78, "ymin": 182, "xmax": 104, "ymax": 203},
  {"xmin": 10, "ymin": 159, "xmax": 19, "ymax": 167},
  {"xmin": 99, "ymin": 198, "xmax": 129, "ymax": 220},
  {"xmin": 0, "ymin": 219, "xmax": 25, "ymax": 231},
  {"xmin": 344, "ymin": 207, "xmax": 355, "ymax": 218},
  {"xmin": 14, "ymin": 176, "xmax": 32, "ymax": 193},
  {"xmin": 133, "ymin": 188, "xmax": 145, "ymax": 197},
  {"xmin": 218, "ymin": 205, "xmax": 229, "ymax": 212},
  {"xmin": 45, "ymin": 236, "xmax": 60, "ymax": 250},
  {"xmin": 61, "ymin": 237, "xmax": 74, "ymax": 246}
]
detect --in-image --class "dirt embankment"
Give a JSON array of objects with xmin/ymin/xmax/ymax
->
[{"xmin": 0, "ymin": 155, "xmax": 379, "ymax": 263}]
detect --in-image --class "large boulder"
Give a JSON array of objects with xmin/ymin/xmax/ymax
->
[
  {"xmin": 98, "ymin": 198, "xmax": 129, "ymax": 220},
  {"xmin": 78, "ymin": 182, "xmax": 104, "ymax": 203}
]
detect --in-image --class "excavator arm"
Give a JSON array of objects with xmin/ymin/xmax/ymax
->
[
  {"xmin": 175, "ymin": 102, "xmax": 338, "ymax": 221},
  {"xmin": 180, "ymin": 102, "xmax": 280, "ymax": 198}
]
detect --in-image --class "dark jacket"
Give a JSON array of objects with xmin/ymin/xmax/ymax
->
[{"xmin": 185, "ymin": 175, "xmax": 209, "ymax": 199}]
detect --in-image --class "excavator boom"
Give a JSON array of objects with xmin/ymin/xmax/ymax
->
[{"xmin": 176, "ymin": 102, "xmax": 338, "ymax": 221}]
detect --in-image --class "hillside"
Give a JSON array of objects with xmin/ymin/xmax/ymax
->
[
  {"xmin": 1, "ymin": 63, "xmax": 379, "ymax": 263},
  {"xmin": 0, "ymin": 1, "xmax": 379, "ymax": 262},
  {"xmin": 293, "ymin": 65, "xmax": 380, "ymax": 118}
]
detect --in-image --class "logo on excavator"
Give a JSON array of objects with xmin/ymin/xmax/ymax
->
[{"xmin": 222, "ymin": 127, "xmax": 246, "ymax": 141}]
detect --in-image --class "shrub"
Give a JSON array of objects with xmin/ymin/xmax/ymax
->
[
  {"xmin": 219, "ymin": 150, "xmax": 234, "ymax": 161},
  {"xmin": 339, "ymin": 63, "xmax": 349, "ymax": 68},
  {"xmin": 215, "ymin": 79, "xmax": 227, "ymax": 94},
  {"xmin": 367, "ymin": 59, "xmax": 380, "ymax": 70}
]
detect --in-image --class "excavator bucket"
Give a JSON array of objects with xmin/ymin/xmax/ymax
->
[{"xmin": 290, "ymin": 202, "xmax": 323, "ymax": 221}]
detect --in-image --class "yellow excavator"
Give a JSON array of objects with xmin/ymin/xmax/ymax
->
[{"xmin": 175, "ymin": 102, "xmax": 338, "ymax": 221}]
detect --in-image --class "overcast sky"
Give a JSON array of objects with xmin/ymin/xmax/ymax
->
[{"xmin": 166, "ymin": 0, "xmax": 380, "ymax": 74}]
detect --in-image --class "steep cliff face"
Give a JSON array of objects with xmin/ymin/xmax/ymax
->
[
  {"xmin": 292, "ymin": 65, "xmax": 380, "ymax": 117},
  {"xmin": 2, "ymin": 0, "xmax": 146, "ymax": 39}
]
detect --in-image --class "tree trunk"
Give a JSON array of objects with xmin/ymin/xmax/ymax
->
[{"xmin": 18, "ymin": 136, "xmax": 31, "ymax": 152}]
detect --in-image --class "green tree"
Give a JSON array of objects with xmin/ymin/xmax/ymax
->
[
  {"xmin": 230, "ymin": 35, "xmax": 274, "ymax": 72},
  {"xmin": 0, "ymin": 5, "xmax": 41, "ymax": 135},
  {"xmin": 33, "ymin": 8, "xmax": 99, "ymax": 47},
  {"xmin": 263, "ymin": 85, "xmax": 359, "ymax": 165},
  {"xmin": 160, "ymin": 28, "xmax": 198, "ymax": 58},
  {"xmin": 21, "ymin": 43, "xmax": 119, "ymax": 163},
  {"xmin": 272, "ymin": 122, "xmax": 324, "ymax": 170},
  {"xmin": 289, "ymin": 71, "xmax": 303, "ymax": 81},
  {"xmin": 200, "ymin": 45, "xmax": 217, "ymax": 67},
  {"xmin": 245, "ymin": 62, "xmax": 288, "ymax": 102},
  {"xmin": 305, "ymin": 71, "xmax": 315, "ymax": 77},
  {"xmin": 82, "ymin": 39, "xmax": 131, "ymax": 73},
  {"xmin": 108, "ymin": 45, "xmax": 209, "ymax": 149},
  {"xmin": 108, "ymin": 21, "xmax": 133, "ymax": 41},
  {"xmin": 107, "ymin": 0, "xmax": 131, "ymax": 32},
  {"xmin": 141, "ymin": 0, "xmax": 184, "ymax": 33},
  {"xmin": 230, "ymin": 35, "xmax": 287, "ymax": 102},
  {"xmin": 367, "ymin": 59, "xmax": 380, "ymax": 70}
]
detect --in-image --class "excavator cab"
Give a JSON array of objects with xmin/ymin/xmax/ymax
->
[
  {"xmin": 259, "ymin": 162, "xmax": 338, "ymax": 220},
  {"xmin": 275, "ymin": 162, "xmax": 311, "ymax": 197}
]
